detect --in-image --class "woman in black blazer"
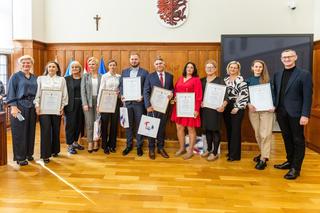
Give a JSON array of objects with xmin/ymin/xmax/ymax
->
[{"xmin": 64, "ymin": 61, "xmax": 85, "ymax": 154}]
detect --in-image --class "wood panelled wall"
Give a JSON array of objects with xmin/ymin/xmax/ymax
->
[{"xmin": 306, "ymin": 41, "xmax": 320, "ymax": 152}]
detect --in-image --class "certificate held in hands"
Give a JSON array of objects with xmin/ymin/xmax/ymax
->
[
  {"xmin": 249, "ymin": 83, "xmax": 274, "ymax": 111},
  {"xmin": 176, "ymin": 92, "xmax": 195, "ymax": 118},
  {"xmin": 150, "ymin": 86, "xmax": 172, "ymax": 113},
  {"xmin": 203, "ymin": 83, "xmax": 226, "ymax": 109},
  {"xmin": 98, "ymin": 90, "xmax": 118, "ymax": 113},
  {"xmin": 123, "ymin": 77, "xmax": 141, "ymax": 101},
  {"xmin": 40, "ymin": 89, "xmax": 62, "ymax": 115}
]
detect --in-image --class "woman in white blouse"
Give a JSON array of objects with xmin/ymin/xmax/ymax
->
[
  {"xmin": 81, "ymin": 57, "xmax": 102, "ymax": 153},
  {"xmin": 97, "ymin": 59, "xmax": 121, "ymax": 154},
  {"xmin": 34, "ymin": 61, "xmax": 68, "ymax": 163}
]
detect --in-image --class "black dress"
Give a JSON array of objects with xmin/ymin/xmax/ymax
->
[{"xmin": 200, "ymin": 77, "xmax": 224, "ymax": 131}]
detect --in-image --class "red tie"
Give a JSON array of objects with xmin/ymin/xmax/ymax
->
[{"xmin": 159, "ymin": 72, "xmax": 164, "ymax": 87}]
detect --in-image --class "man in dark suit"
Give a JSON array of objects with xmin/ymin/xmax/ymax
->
[
  {"xmin": 273, "ymin": 49, "xmax": 313, "ymax": 180},
  {"xmin": 143, "ymin": 57, "xmax": 174, "ymax": 159},
  {"xmin": 119, "ymin": 53, "xmax": 148, "ymax": 156}
]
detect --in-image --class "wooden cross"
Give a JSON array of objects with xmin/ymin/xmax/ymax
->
[{"xmin": 93, "ymin": 14, "xmax": 101, "ymax": 31}]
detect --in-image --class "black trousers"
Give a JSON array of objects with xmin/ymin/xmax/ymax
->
[
  {"xmin": 205, "ymin": 130, "xmax": 221, "ymax": 155},
  {"xmin": 276, "ymin": 107, "xmax": 305, "ymax": 171},
  {"xmin": 39, "ymin": 114, "xmax": 61, "ymax": 159},
  {"xmin": 101, "ymin": 101, "xmax": 120, "ymax": 150},
  {"xmin": 64, "ymin": 99, "xmax": 83, "ymax": 145},
  {"xmin": 126, "ymin": 103, "xmax": 144, "ymax": 148},
  {"xmin": 147, "ymin": 111, "xmax": 168, "ymax": 150},
  {"xmin": 223, "ymin": 103, "xmax": 245, "ymax": 160},
  {"xmin": 10, "ymin": 106, "xmax": 36, "ymax": 161}
]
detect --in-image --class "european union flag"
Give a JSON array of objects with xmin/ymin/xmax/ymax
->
[
  {"xmin": 64, "ymin": 58, "xmax": 74, "ymax": 77},
  {"xmin": 98, "ymin": 57, "xmax": 107, "ymax": 75}
]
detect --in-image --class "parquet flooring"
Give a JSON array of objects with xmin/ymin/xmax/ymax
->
[{"xmin": 1, "ymin": 125, "xmax": 320, "ymax": 213}]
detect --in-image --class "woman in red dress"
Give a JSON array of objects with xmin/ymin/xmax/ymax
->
[{"xmin": 171, "ymin": 62, "xmax": 203, "ymax": 159}]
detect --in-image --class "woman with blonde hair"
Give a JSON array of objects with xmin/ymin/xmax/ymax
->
[
  {"xmin": 64, "ymin": 61, "xmax": 85, "ymax": 154},
  {"xmin": 34, "ymin": 61, "xmax": 68, "ymax": 163},
  {"xmin": 247, "ymin": 59, "xmax": 274, "ymax": 170},
  {"xmin": 6, "ymin": 55, "xmax": 38, "ymax": 166},
  {"xmin": 81, "ymin": 57, "xmax": 102, "ymax": 152},
  {"xmin": 223, "ymin": 61, "xmax": 249, "ymax": 161}
]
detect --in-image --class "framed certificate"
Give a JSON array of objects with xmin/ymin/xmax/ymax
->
[
  {"xmin": 98, "ymin": 90, "xmax": 118, "ymax": 113},
  {"xmin": 40, "ymin": 89, "xmax": 62, "ymax": 115},
  {"xmin": 203, "ymin": 83, "xmax": 226, "ymax": 109},
  {"xmin": 176, "ymin": 92, "xmax": 195, "ymax": 118},
  {"xmin": 150, "ymin": 86, "xmax": 172, "ymax": 113},
  {"xmin": 249, "ymin": 83, "xmax": 274, "ymax": 111},
  {"xmin": 123, "ymin": 77, "xmax": 141, "ymax": 101}
]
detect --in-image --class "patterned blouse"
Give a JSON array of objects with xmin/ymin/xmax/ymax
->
[{"xmin": 224, "ymin": 75, "xmax": 249, "ymax": 109}]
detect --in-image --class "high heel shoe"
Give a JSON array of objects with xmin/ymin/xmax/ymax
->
[
  {"xmin": 175, "ymin": 149, "xmax": 186, "ymax": 157},
  {"xmin": 88, "ymin": 142, "xmax": 93, "ymax": 153},
  {"xmin": 93, "ymin": 141, "xmax": 99, "ymax": 152}
]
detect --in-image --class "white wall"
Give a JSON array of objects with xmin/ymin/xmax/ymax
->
[
  {"xmin": 32, "ymin": 0, "xmax": 45, "ymax": 41},
  {"xmin": 12, "ymin": 0, "xmax": 32, "ymax": 40},
  {"xmin": 0, "ymin": 0, "xmax": 13, "ymax": 52},
  {"xmin": 43, "ymin": 0, "xmax": 315, "ymax": 43},
  {"xmin": 314, "ymin": 0, "xmax": 320, "ymax": 40}
]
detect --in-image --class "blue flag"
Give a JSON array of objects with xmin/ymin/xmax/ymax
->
[
  {"xmin": 98, "ymin": 57, "xmax": 107, "ymax": 75},
  {"xmin": 64, "ymin": 58, "xmax": 74, "ymax": 77}
]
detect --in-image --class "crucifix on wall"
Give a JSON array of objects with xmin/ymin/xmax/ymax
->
[{"xmin": 93, "ymin": 14, "xmax": 101, "ymax": 31}]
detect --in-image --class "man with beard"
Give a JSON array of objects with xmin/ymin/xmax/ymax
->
[{"xmin": 120, "ymin": 52, "xmax": 148, "ymax": 156}]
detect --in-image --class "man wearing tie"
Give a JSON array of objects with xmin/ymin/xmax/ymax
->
[
  {"xmin": 120, "ymin": 53, "xmax": 148, "ymax": 156},
  {"xmin": 273, "ymin": 49, "xmax": 313, "ymax": 180},
  {"xmin": 143, "ymin": 57, "xmax": 174, "ymax": 159}
]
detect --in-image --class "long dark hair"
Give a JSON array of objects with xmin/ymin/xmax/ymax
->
[
  {"xmin": 182, "ymin": 62, "xmax": 198, "ymax": 77},
  {"xmin": 44, "ymin": 61, "xmax": 62, "ymax": 76}
]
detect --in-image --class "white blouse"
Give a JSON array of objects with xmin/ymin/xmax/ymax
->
[
  {"xmin": 34, "ymin": 74, "xmax": 68, "ymax": 110},
  {"xmin": 97, "ymin": 72, "xmax": 120, "ymax": 106}
]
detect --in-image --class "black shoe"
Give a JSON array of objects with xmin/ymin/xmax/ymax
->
[
  {"xmin": 122, "ymin": 146, "xmax": 133, "ymax": 156},
  {"xmin": 104, "ymin": 147, "xmax": 110, "ymax": 155},
  {"xmin": 274, "ymin": 161, "xmax": 291, "ymax": 170},
  {"xmin": 255, "ymin": 160, "xmax": 267, "ymax": 170},
  {"xmin": 149, "ymin": 149, "xmax": 155, "ymax": 160},
  {"xmin": 137, "ymin": 147, "xmax": 143, "ymax": 156},
  {"xmin": 68, "ymin": 146, "xmax": 77, "ymax": 154},
  {"xmin": 17, "ymin": 160, "xmax": 28, "ymax": 166},
  {"xmin": 109, "ymin": 147, "xmax": 116, "ymax": 153},
  {"xmin": 253, "ymin": 154, "xmax": 261, "ymax": 162},
  {"xmin": 158, "ymin": 149, "xmax": 169, "ymax": 158},
  {"xmin": 284, "ymin": 168, "xmax": 300, "ymax": 180},
  {"xmin": 227, "ymin": 157, "xmax": 240, "ymax": 161},
  {"xmin": 72, "ymin": 143, "xmax": 84, "ymax": 150},
  {"xmin": 52, "ymin": 153, "xmax": 59, "ymax": 157},
  {"xmin": 27, "ymin": 156, "xmax": 34, "ymax": 161},
  {"xmin": 43, "ymin": 158, "xmax": 50, "ymax": 164}
]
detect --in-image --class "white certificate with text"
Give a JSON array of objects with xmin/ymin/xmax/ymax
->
[
  {"xmin": 123, "ymin": 77, "xmax": 141, "ymax": 101},
  {"xmin": 249, "ymin": 83, "xmax": 274, "ymax": 111},
  {"xmin": 150, "ymin": 86, "xmax": 172, "ymax": 113},
  {"xmin": 203, "ymin": 83, "xmax": 226, "ymax": 109},
  {"xmin": 40, "ymin": 90, "xmax": 62, "ymax": 115},
  {"xmin": 98, "ymin": 90, "xmax": 118, "ymax": 113},
  {"xmin": 176, "ymin": 92, "xmax": 195, "ymax": 118}
]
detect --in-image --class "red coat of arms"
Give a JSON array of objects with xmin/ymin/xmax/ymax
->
[{"xmin": 157, "ymin": 0, "xmax": 189, "ymax": 28}]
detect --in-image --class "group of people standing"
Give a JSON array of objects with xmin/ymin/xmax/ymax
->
[{"xmin": 6, "ymin": 49, "xmax": 312, "ymax": 180}]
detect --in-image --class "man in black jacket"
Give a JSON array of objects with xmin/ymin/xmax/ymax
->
[{"xmin": 273, "ymin": 49, "xmax": 313, "ymax": 180}]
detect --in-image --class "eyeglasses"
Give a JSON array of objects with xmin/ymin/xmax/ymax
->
[{"xmin": 281, "ymin": 55, "xmax": 295, "ymax": 59}]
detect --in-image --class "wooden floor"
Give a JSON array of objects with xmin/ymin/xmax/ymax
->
[{"xmin": 1, "ymin": 126, "xmax": 320, "ymax": 213}]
